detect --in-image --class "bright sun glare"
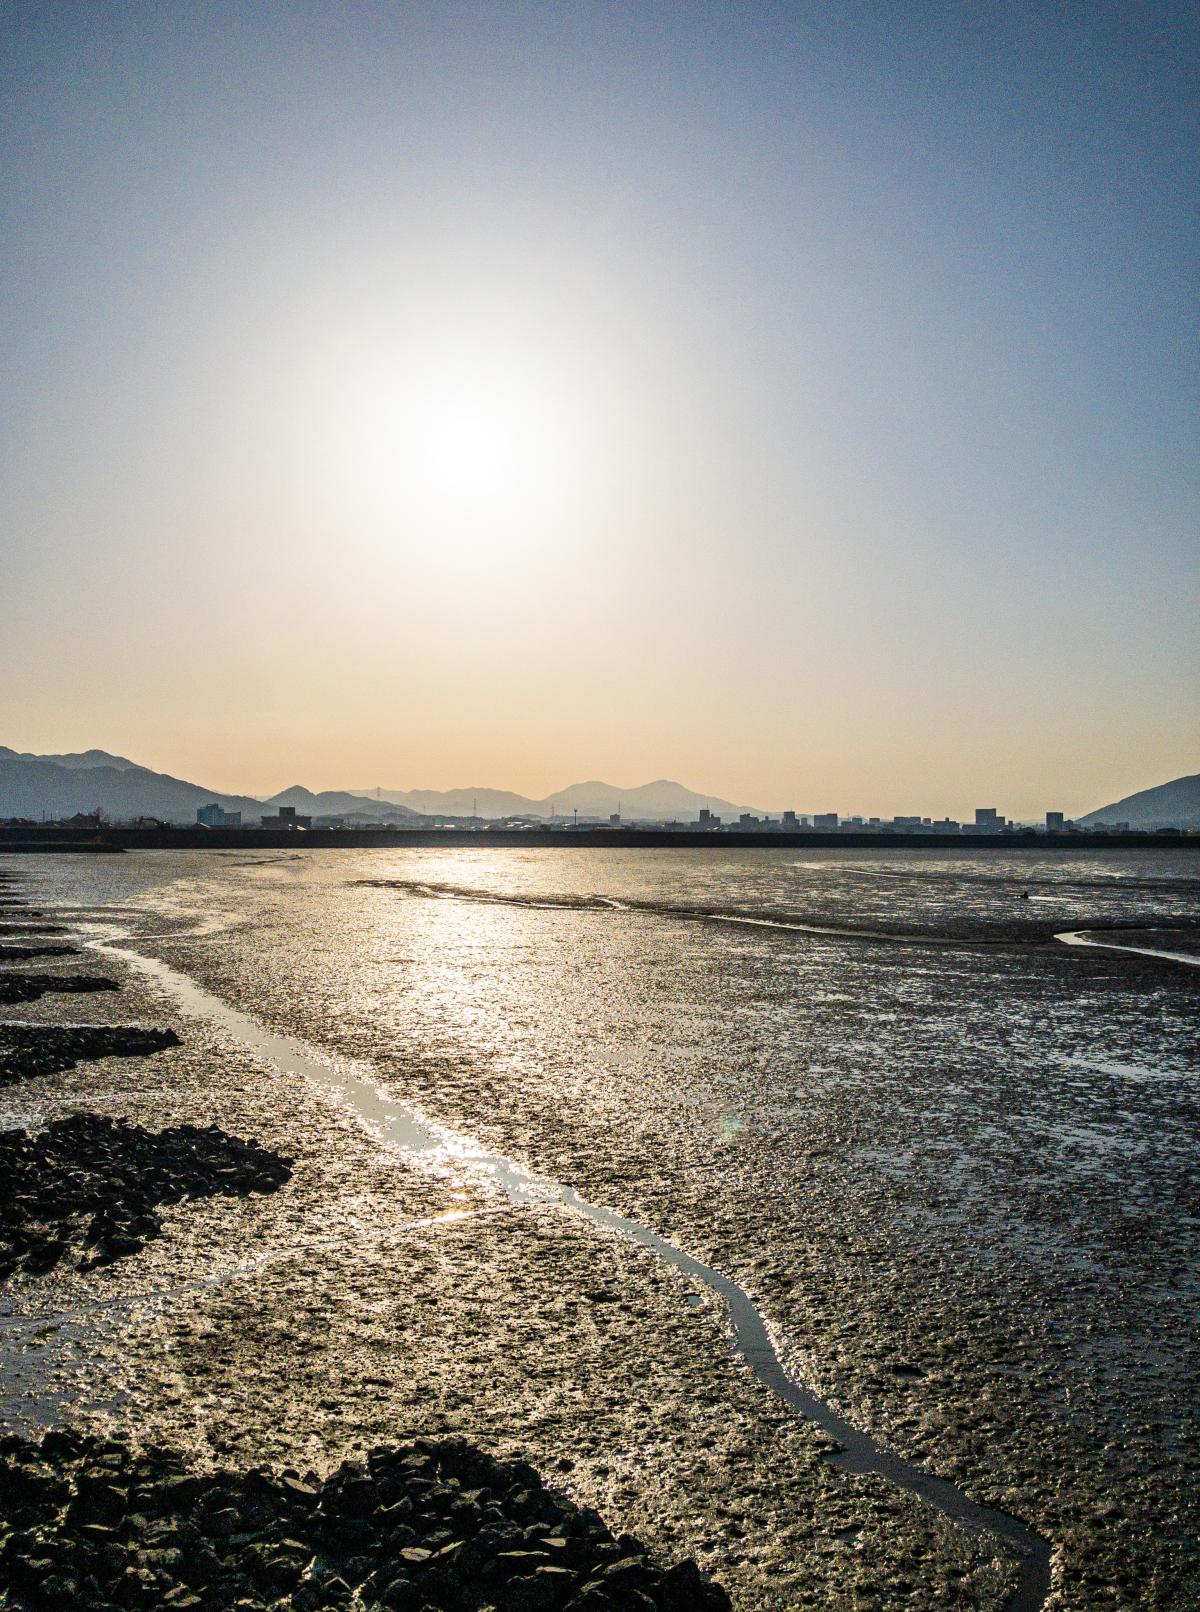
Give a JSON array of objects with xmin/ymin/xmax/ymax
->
[
  {"xmin": 413, "ymin": 388, "xmax": 539, "ymax": 512},
  {"xmin": 314, "ymin": 329, "xmax": 592, "ymax": 545}
]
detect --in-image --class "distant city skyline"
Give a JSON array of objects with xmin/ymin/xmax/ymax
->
[{"xmin": 3, "ymin": 5, "xmax": 1196, "ymax": 821}]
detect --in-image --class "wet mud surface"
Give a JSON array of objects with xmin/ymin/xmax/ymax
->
[{"xmin": 1, "ymin": 851, "xmax": 1197, "ymax": 1610}]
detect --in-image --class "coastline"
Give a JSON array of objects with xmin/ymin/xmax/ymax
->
[{"xmin": 1, "ymin": 826, "xmax": 1195, "ymax": 854}]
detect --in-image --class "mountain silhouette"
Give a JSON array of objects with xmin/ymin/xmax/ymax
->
[
  {"xmin": 352, "ymin": 777, "xmax": 764, "ymax": 821},
  {"xmin": 1079, "ymin": 772, "xmax": 1199, "ymax": 830},
  {"xmin": 0, "ymin": 750, "xmax": 766, "ymax": 825}
]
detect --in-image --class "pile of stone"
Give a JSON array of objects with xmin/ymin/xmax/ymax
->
[
  {"xmin": 0, "ymin": 943, "xmax": 78, "ymax": 961},
  {"xmin": 0, "ymin": 1024, "xmax": 181, "ymax": 1089},
  {"xmin": 0, "ymin": 1114, "xmax": 293, "ymax": 1279},
  {"xmin": 0, "ymin": 974, "xmax": 119, "ymax": 1006},
  {"xmin": 0, "ymin": 1431, "xmax": 731, "ymax": 1610}
]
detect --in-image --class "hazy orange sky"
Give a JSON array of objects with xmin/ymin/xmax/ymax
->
[{"xmin": 3, "ymin": 5, "xmax": 1196, "ymax": 820}]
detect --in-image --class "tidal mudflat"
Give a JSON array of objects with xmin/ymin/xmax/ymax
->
[{"xmin": 1, "ymin": 848, "xmax": 1197, "ymax": 1610}]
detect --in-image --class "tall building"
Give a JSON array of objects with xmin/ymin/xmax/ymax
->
[
  {"xmin": 196, "ymin": 802, "xmax": 239, "ymax": 827},
  {"xmin": 974, "ymin": 807, "xmax": 1004, "ymax": 829},
  {"xmin": 814, "ymin": 812, "xmax": 839, "ymax": 829},
  {"xmin": 1045, "ymin": 811, "xmax": 1064, "ymax": 831}
]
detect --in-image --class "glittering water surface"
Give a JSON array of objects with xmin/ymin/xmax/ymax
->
[{"xmin": 5, "ymin": 845, "xmax": 1200, "ymax": 1609}]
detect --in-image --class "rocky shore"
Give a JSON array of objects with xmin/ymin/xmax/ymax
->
[
  {"xmin": 0, "ymin": 946, "xmax": 76, "ymax": 963},
  {"xmin": 0, "ymin": 867, "xmax": 735, "ymax": 1611},
  {"xmin": 0, "ymin": 1024, "xmax": 181, "ymax": 1088},
  {"xmin": 0, "ymin": 1114, "xmax": 293, "ymax": 1278},
  {"xmin": 0, "ymin": 1431, "xmax": 730, "ymax": 1611},
  {"xmin": 0, "ymin": 974, "xmax": 119, "ymax": 1007}
]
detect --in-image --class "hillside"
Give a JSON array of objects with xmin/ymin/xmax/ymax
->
[
  {"xmin": 0, "ymin": 751, "xmax": 435, "ymax": 825},
  {"xmin": 0, "ymin": 749, "xmax": 267, "ymax": 824},
  {"xmin": 0, "ymin": 747, "xmax": 142, "ymax": 772},
  {"xmin": 1079, "ymin": 772, "xmax": 1200, "ymax": 830}
]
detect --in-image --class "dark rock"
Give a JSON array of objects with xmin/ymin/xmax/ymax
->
[
  {"xmin": 0, "ymin": 973, "xmax": 119, "ymax": 1006},
  {"xmin": 0, "ymin": 1113, "xmax": 292, "ymax": 1279},
  {"xmin": 0, "ymin": 943, "xmax": 78, "ymax": 960},
  {"xmin": 0, "ymin": 1023, "xmax": 181, "ymax": 1088},
  {"xmin": 0, "ymin": 1433, "xmax": 731, "ymax": 1610}
]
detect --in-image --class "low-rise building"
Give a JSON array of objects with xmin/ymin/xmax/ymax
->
[{"xmin": 260, "ymin": 805, "xmax": 311, "ymax": 829}]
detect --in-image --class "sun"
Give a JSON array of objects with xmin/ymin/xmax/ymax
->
[
  {"xmin": 302, "ymin": 314, "xmax": 618, "ymax": 555},
  {"xmin": 412, "ymin": 386, "xmax": 539, "ymax": 515}
]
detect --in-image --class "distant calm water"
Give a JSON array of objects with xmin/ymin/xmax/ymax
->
[{"xmin": 14, "ymin": 845, "xmax": 1200, "ymax": 1606}]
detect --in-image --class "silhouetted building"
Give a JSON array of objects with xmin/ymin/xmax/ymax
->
[
  {"xmin": 974, "ymin": 807, "xmax": 1004, "ymax": 830},
  {"xmin": 260, "ymin": 805, "xmax": 311, "ymax": 829},
  {"xmin": 738, "ymin": 813, "xmax": 760, "ymax": 828},
  {"xmin": 697, "ymin": 808, "xmax": 721, "ymax": 829},
  {"xmin": 197, "ymin": 803, "xmax": 240, "ymax": 827},
  {"xmin": 1046, "ymin": 811, "xmax": 1064, "ymax": 831},
  {"xmin": 781, "ymin": 810, "xmax": 798, "ymax": 828},
  {"xmin": 813, "ymin": 812, "xmax": 838, "ymax": 829}
]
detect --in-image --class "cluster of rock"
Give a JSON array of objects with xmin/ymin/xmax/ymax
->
[
  {"xmin": 0, "ymin": 1023, "xmax": 181, "ymax": 1088},
  {"xmin": 0, "ymin": 1431, "xmax": 731, "ymax": 1611},
  {"xmin": 0, "ymin": 1113, "xmax": 294, "ymax": 1279},
  {"xmin": 0, "ymin": 943, "xmax": 77, "ymax": 961},
  {"xmin": 0, "ymin": 973, "xmax": 119, "ymax": 1006}
]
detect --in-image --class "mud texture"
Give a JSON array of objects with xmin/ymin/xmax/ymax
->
[
  {"xmin": 0, "ymin": 1025, "xmax": 181, "ymax": 1088},
  {"xmin": 0, "ymin": 1430, "xmax": 729, "ymax": 1611},
  {"xmin": 0, "ymin": 1115, "xmax": 293, "ymax": 1280}
]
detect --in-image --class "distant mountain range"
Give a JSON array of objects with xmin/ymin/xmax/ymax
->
[
  {"xmin": 4, "ymin": 746, "xmax": 1194, "ymax": 830},
  {"xmin": 0, "ymin": 749, "xmax": 421, "ymax": 825},
  {"xmin": 353, "ymin": 779, "xmax": 762, "ymax": 821},
  {"xmin": 1078, "ymin": 772, "xmax": 1200, "ymax": 830},
  {"xmin": 0, "ymin": 750, "xmax": 759, "ymax": 825}
]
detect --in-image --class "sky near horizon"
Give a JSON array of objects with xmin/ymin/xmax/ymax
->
[{"xmin": 2, "ymin": 2, "xmax": 1196, "ymax": 819}]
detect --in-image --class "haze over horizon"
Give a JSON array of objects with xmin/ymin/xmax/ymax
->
[{"xmin": 4, "ymin": 3, "xmax": 1197, "ymax": 821}]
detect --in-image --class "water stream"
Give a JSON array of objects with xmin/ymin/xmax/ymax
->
[{"xmin": 1054, "ymin": 928, "xmax": 1200, "ymax": 968}]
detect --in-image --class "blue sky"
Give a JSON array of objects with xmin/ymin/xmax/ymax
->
[{"xmin": 2, "ymin": 3, "xmax": 1195, "ymax": 815}]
